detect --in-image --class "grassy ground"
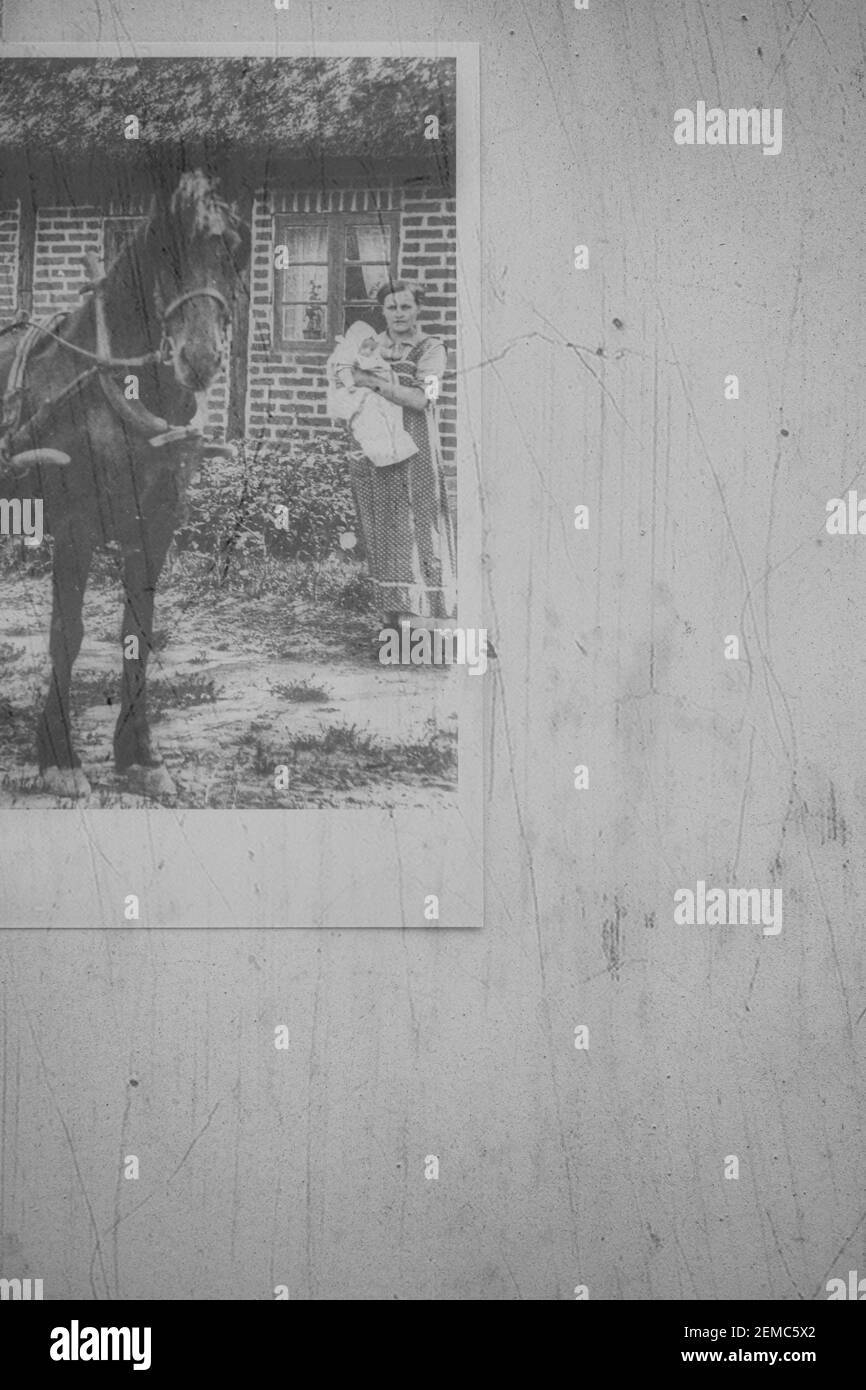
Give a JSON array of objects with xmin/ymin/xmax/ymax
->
[{"xmin": 0, "ymin": 541, "xmax": 458, "ymax": 809}]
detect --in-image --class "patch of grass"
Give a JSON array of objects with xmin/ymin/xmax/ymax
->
[
  {"xmin": 157, "ymin": 547, "xmax": 373, "ymax": 607},
  {"xmin": 0, "ymin": 537, "xmax": 54, "ymax": 578},
  {"xmin": 237, "ymin": 720, "xmax": 457, "ymax": 790},
  {"xmin": 390, "ymin": 727, "xmax": 457, "ymax": 778},
  {"xmin": 150, "ymin": 672, "xmax": 220, "ymax": 714},
  {"xmin": 71, "ymin": 670, "xmax": 221, "ymax": 719},
  {"xmin": 96, "ymin": 627, "xmax": 170, "ymax": 652},
  {"xmin": 0, "ymin": 696, "xmax": 35, "ymax": 760},
  {"xmin": 293, "ymin": 723, "xmax": 379, "ymax": 756},
  {"xmin": 237, "ymin": 733, "xmax": 274, "ymax": 777},
  {"xmin": 336, "ymin": 572, "xmax": 377, "ymax": 613},
  {"xmin": 270, "ymin": 679, "xmax": 333, "ymax": 703}
]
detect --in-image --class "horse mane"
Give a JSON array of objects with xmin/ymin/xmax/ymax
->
[
  {"xmin": 169, "ymin": 170, "xmax": 243, "ymax": 243},
  {"xmin": 101, "ymin": 170, "xmax": 248, "ymax": 334},
  {"xmin": 108, "ymin": 170, "xmax": 245, "ymax": 269}
]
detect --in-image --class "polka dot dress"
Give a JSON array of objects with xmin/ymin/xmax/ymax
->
[{"xmin": 349, "ymin": 335, "xmax": 457, "ymax": 620}]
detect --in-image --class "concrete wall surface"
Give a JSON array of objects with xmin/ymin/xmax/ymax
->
[{"xmin": 1, "ymin": 0, "xmax": 864, "ymax": 1300}]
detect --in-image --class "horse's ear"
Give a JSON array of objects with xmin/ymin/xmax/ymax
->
[
  {"xmin": 152, "ymin": 175, "xmax": 175, "ymax": 208},
  {"xmin": 146, "ymin": 185, "xmax": 171, "ymax": 239}
]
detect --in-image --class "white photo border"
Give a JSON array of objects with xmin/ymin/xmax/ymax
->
[{"xmin": 0, "ymin": 41, "xmax": 484, "ymax": 930}]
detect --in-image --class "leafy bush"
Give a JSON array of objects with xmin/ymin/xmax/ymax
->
[{"xmin": 175, "ymin": 434, "xmax": 363, "ymax": 572}]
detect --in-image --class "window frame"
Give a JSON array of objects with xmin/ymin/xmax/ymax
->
[
  {"xmin": 272, "ymin": 210, "xmax": 400, "ymax": 352},
  {"xmin": 102, "ymin": 215, "xmax": 146, "ymax": 268}
]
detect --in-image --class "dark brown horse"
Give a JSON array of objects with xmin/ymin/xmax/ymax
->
[{"xmin": 0, "ymin": 170, "xmax": 250, "ymax": 798}]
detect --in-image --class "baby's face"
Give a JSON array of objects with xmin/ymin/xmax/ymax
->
[{"xmin": 357, "ymin": 337, "xmax": 379, "ymax": 359}]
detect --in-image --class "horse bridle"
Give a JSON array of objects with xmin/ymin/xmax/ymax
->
[
  {"xmin": 0, "ymin": 259, "xmax": 237, "ymax": 465},
  {"xmin": 5, "ymin": 276, "xmax": 232, "ymax": 373},
  {"xmin": 157, "ymin": 286, "xmax": 232, "ymax": 368},
  {"xmin": 89, "ymin": 268, "xmax": 234, "ymax": 448}
]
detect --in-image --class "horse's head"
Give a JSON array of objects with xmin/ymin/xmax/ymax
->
[{"xmin": 146, "ymin": 171, "xmax": 250, "ymax": 393}]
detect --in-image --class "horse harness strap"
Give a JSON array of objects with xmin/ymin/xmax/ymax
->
[
  {"xmin": 87, "ymin": 257, "xmax": 230, "ymax": 449},
  {"xmin": 161, "ymin": 287, "xmax": 231, "ymax": 325},
  {"xmin": 1, "ymin": 311, "xmax": 65, "ymax": 435},
  {"xmin": 0, "ymin": 312, "xmax": 94, "ymax": 467},
  {"xmin": 0, "ymin": 252, "xmax": 235, "ymax": 467}
]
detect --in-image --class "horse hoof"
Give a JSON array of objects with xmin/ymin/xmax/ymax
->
[
  {"xmin": 39, "ymin": 766, "xmax": 91, "ymax": 798},
  {"xmin": 121, "ymin": 763, "xmax": 177, "ymax": 798}
]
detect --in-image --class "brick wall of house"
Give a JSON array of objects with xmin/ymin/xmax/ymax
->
[
  {"xmin": 30, "ymin": 203, "xmax": 230, "ymax": 434},
  {"xmin": 32, "ymin": 205, "xmax": 102, "ymax": 318},
  {"xmin": 247, "ymin": 183, "xmax": 457, "ymax": 491},
  {"xmin": 399, "ymin": 193, "xmax": 457, "ymax": 469},
  {"xmin": 0, "ymin": 203, "xmax": 20, "ymax": 321}
]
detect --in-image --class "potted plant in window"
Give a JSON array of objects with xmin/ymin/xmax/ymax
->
[{"xmin": 303, "ymin": 282, "xmax": 324, "ymax": 339}]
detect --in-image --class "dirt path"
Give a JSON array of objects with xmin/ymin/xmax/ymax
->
[{"xmin": 0, "ymin": 564, "xmax": 458, "ymax": 809}]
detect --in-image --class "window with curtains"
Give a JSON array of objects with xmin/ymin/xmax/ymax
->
[{"xmin": 273, "ymin": 213, "xmax": 399, "ymax": 349}]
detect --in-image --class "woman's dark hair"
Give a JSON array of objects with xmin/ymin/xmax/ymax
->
[{"xmin": 374, "ymin": 278, "xmax": 425, "ymax": 308}]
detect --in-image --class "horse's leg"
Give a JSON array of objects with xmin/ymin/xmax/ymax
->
[
  {"xmin": 36, "ymin": 526, "xmax": 93, "ymax": 798},
  {"xmin": 113, "ymin": 523, "xmax": 176, "ymax": 798}
]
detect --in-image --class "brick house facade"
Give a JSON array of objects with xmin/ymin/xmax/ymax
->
[
  {"xmin": 0, "ymin": 176, "xmax": 457, "ymax": 500},
  {"xmin": 0, "ymin": 205, "xmax": 18, "ymax": 322},
  {"xmin": 248, "ymin": 182, "xmax": 456, "ymax": 469}
]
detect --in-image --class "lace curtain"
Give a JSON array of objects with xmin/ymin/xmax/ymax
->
[{"xmin": 353, "ymin": 225, "xmax": 391, "ymax": 296}]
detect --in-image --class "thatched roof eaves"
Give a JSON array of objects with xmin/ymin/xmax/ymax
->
[{"xmin": 0, "ymin": 56, "xmax": 455, "ymax": 163}]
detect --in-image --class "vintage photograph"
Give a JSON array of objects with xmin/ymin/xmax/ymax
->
[{"xmin": 0, "ymin": 54, "xmax": 465, "ymax": 811}]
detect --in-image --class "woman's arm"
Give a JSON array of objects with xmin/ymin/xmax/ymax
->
[{"xmin": 351, "ymin": 367, "xmax": 428, "ymax": 412}]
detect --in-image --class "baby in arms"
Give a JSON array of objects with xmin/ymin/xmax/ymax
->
[{"xmin": 326, "ymin": 320, "xmax": 418, "ymax": 468}]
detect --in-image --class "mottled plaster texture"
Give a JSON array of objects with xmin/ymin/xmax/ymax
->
[{"xmin": 1, "ymin": 0, "xmax": 865, "ymax": 1299}]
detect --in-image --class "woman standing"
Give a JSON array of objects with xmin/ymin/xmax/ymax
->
[{"xmin": 348, "ymin": 280, "xmax": 457, "ymax": 629}]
